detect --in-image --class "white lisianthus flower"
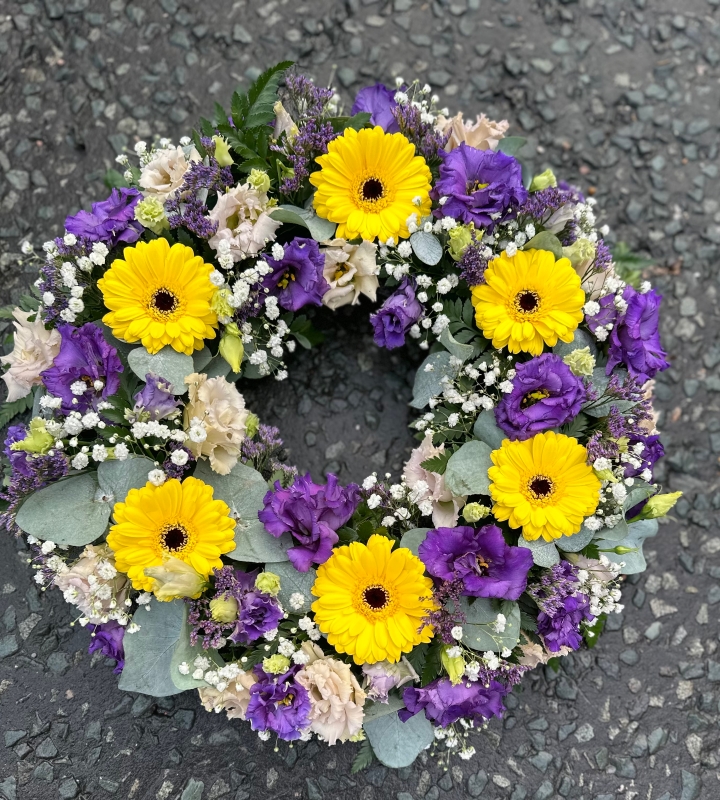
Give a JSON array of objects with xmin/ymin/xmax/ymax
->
[{"xmin": 320, "ymin": 238, "xmax": 379, "ymax": 310}]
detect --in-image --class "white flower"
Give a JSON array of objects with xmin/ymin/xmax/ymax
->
[
  {"xmin": 397, "ymin": 241, "xmax": 413, "ymax": 258},
  {"xmin": 139, "ymin": 144, "xmax": 200, "ymax": 201},
  {"xmin": 0, "ymin": 309, "xmax": 62, "ymax": 402},
  {"xmin": 492, "ymin": 613, "xmax": 506, "ymax": 633},
  {"xmin": 381, "ymin": 516, "xmax": 396, "ymax": 527},
  {"xmin": 450, "ymin": 626, "xmax": 463, "ymax": 641},
  {"xmin": 436, "ymin": 278, "xmax": 452, "ymax": 294},
  {"xmin": 367, "ymin": 494, "xmax": 382, "ymax": 510},
  {"xmin": 92, "ymin": 445, "xmax": 108, "ymax": 463},
  {"xmin": 583, "ymin": 515, "xmax": 603, "ymax": 532},
  {"xmin": 81, "ymin": 412, "xmax": 100, "ymax": 429},
  {"xmin": 148, "ymin": 469, "xmax": 166, "ymax": 486},
  {"xmin": 289, "ymin": 592, "xmax": 306, "ymax": 611},
  {"xmin": 170, "ymin": 449, "xmax": 189, "ymax": 466},
  {"xmin": 504, "ymin": 242, "xmax": 518, "ymax": 257},
  {"xmin": 362, "ymin": 474, "xmax": 377, "ymax": 490},
  {"xmin": 499, "ymin": 380, "xmax": 514, "ymax": 393},
  {"xmin": 321, "ymin": 239, "xmax": 379, "ymax": 310},
  {"xmin": 593, "ymin": 457, "xmax": 612, "ymax": 472},
  {"xmin": 63, "ymin": 233, "xmax": 77, "ymax": 246}
]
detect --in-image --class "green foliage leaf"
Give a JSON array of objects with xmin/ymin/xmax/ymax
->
[
  {"xmin": 496, "ymin": 136, "xmax": 527, "ymax": 157},
  {"xmin": 329, "ymin": 112, "xmax": 372, "ymax": 133},
  {"xmin": 97, "ymin": 457, "xmax": 155, "ymax": 505},
  {"xmin": 560, "ymin": 412, "xmax": 589, "ymax": 440},
  {"xmin": 623, "ymin": 481, "xmax": 655, "ymax": 514},
  {"xmin": 170, "ymin": 604, "xmax": 224, "ymax": 690},
  {"xmin": 268, "ymin": 560, "xmax": 316, "ymax": 615},
  {"xmin": 16, "ymin": 473, "xmax": 111, "ymax": 546},
  {"xmin": 269, "ymin": 205, "xmax": 336, "ymax": 242},
  {"xmin": 127, "ymin": 347, "xmax": 194, "ymax": 394},
  {"xmin": 0, "ymin": 393, "xmax": 34, "ymax": 428},
  {"xmin": 611, "ymin": 242, "xmax": 653, "ymax": 289},
  {"xmin": 596, "ymin": 518, "xmax": 659, "ymax": 574},
  {"xmin": 410, "ymin": 231, "xmax": 443, "ymax": 265},
  {"xmin": 552, "ymin": 328, "xmax": 597, "ymax": 358},
  {"xmin": 364, "ymin": 709, "xmax": 434, "ymax": 769},
  {"xmin": 557, "ymin": 526, "xmax": 594, "ymax": 553},
  {"xmin": 398, "ymin": 527, "xmax": 430, "ymax": 557},
  {"xmin": 290, "ymin": 315, "xmax": 325, "ymax": 349},
  {"xmin": 363, "ymin": 692, "xmax": 406, "ymax": 722},
  {"xmin": 351, "ymin": 739, "xmax": 375, "ymax": 774},
  {"xmin": 193, "ymin": 460, "xmax": 290, "ymax": 564},
  {"xmin": 472, "ymin": 410, "xmax": 506, "ymax": 451},
  {"xmin": 583, "ymin": 613, "xmax": 606, "ymax": 649},
  {"xmin": 421, "ymin": 640, "xmax": 443, "ymax": 685},
  {"xmin": 438, "ymin": 326, "xmax": 474, "ymax": 362},
  {"xmin": 405, "ymin": 642, "xmax": 428, "ymax": 678},
  {"xmin": 103, "ymin": 168, "xmax": 129, "ymax": 190},
  {"xmin": 232, "ymin": 61, "xmax": 293, "ymax": 130},
  {"xmin": 523, "ymin": 231, "xmax": 563, "ymax": 259},
  {"xmin": 118, "ymin": 600, "xmax": 185, "ymax": 697},
  {"xmin": 457, "ymin": 597, "xmax": 521, "ymax": 652},
  {"xmin": 419, "ymin": 451, "xmax": 450, "ymax": 475},
  {"xmin": 444, "ymin": 440, "xmax": 493, "ymax": 497},
  {"xmin": 517, "ymin": 537, "xmax": 560, "ymax": 567},
  {"xmin": 410, "ymin": 351, "xmax": 457, "ymax": 409}
]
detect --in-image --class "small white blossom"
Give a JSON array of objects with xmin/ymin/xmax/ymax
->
[
  {"xmin": 289, "ymin": 592, "xmax": 306, "ymax": 611},
  {"xmin": 148, "ymin": 469, "xmax": 166, "ymax": 486}
]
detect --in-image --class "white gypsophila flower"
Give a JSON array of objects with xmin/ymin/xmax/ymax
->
[
  {"xmin": 68, "ymin": 298, "xmax": 84, "ymax": 313},
  {"xmin": 447, "ymin": 413, "xmax": 459, "ymax": 428},
  {"xmin": 362, "ymin": 474, "xmax": 376, "ymax": 490},
  {"xmin": 389, "ymin": 484, "xmax": 405, "ymax": 500},
  {"xmin": 395, "ymin": 507, "xmax": 410, "ymax": 520},
  {"xmin": 114, "ymin": 443, "xmax": 130, "ymax": 460},
  {"xmin": 127, "ymin": 622, "xmax": 141, "ymax": 634},
  {"xmin": 417, "ymin": 291, "xmax": 428, "ymax": 303},
  {"xmin": 292, "ymin": 650, "xmax": 310, "ymax": 665},
  {"xmin": 210, "ymin": 270, "xmax": 225, "ymax": 287},
  {"xmin": 81, "ymin": 412, "xmax": 100, "ymax": 429},
  {"xmin": 499, "ymin": 380, "xmax": 514, "ymax": 393},
  {"xmin": 59, "ymin": 309, "xmax": 76, "ymax": 323},
  {"xmin": 277, "ymin": 639, "xmax": 295, "ymax": 657},
  {"xmin": 483, "ymin": 651, "xmax": 500, "ymax": 670},
  {"xmin": 593, "ymin": 457, "xmax": 612, "ymax": 472},
  {"xmin": 367, "ymin": 494, "xmax": 382, "ymax": 510},
  {"xmin": 397, "ymin": 241, "xmax": 412, "ymax": 258},
  {"xmin": 91, "ymin": 445, "xmax": 108, "ymax": 463},
  {"xmin": 40, "ymin": 540, "xmax": 56, "ymax": 554},
  {"xmin": 170, "ymin": 449, "xmax": 189, "ymax": 466},
  {"xmin": 148, "ymin": 469, "xmax": 166, "ymax": 486},
  {"xmin": 381, "ymin": 516, "xmax": 396, "ymax": 527},
  {"xmin": 583, "ymin": 300, "xmax": 600, "ymax": 317},
  {"xmin": 63, "ymin": 233, "xmax": 77, "ymax": 246},
  {"xmin": 436, "ymin": 278, "xmax": 452, "ymax": 294},
  {"xmin": 70, "ymin": 380, "xmax": 87, "ymax": 396},
  {"xmin": 289, "ymin": 592, "xmax": 305, "ymax": 611},
  {"xmin": 583, "ymin": 516, "xmax": 603, "ymax": 532},
  {"xmin": 504, "ymin": 242, "xmax": 518, "ymax": 257},
  {"xmin": 188, "ymin": 425, "xmax": 207, "ymax": 444},
  {"xmin": 450, "ymin": 626, "xmax": 463, "ymax": 641},
  {"xmin": 492, "ymin": 613, "xmax": 506, "ymax": 633}
]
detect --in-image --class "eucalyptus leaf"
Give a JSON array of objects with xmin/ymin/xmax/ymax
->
[
  {"xmin": 97, "ymin": 457, "xmax": 155, "ymax": 505},
  {"xmin": 444, "ymin": 440, "xmax": 492, "ymax": 497},
  {"xmin": 472, "ymin": 410, "xmax": 506, "ymax": 451},
  {"xmin": 438, "ymin": 327, "xmax": 474, "ymax": 362},
  {"xmin": 523, "ymin": 231, "xmax": 563, "ymax": 259},
  {"xmin": 517, "ymin": 537, "xmax": 560, "ymax": 567},
  {"xmin": 192, "ymin": 346, "xmax": 213, "ymax": 373},
  {"xmin": 270, "ymin": 205, "xmax": 336, "ymax": 242},
  {"xmin": 552, "ymin": 328, "xmax": 597, "ymax": 358},
  {"xmin": 268, "ymin": 560, "xmax": 316, "ymax": 614},
  {"xmin": 410, "ymin": 351, "xmax": 457, "ymax": 409},
  {"xmin": 193, "ymin": 460, "xmax": 290, "ymax": 564},
  {"xmin": 97, "ymin": 322, "xmax": 137, "ymax": 359},
  {"xmin": 496, "ymin": 136, "xmax": 526, "ymax": 157},
  {"xmin": 410, "ymin": 231, "xmax": 443, "ymax": 265},
  {"xmin": 597, "ymin": 519, "xmax": 659, "ymax": 574},
  {"xmin": 364, "ymin": 709, "xmax": 433, "ymax": 769},
  {"xmin": 623, "ymin": 482, "xmax": 655, "ymax": 514},
  {"xmin": 127, "ymin": 347, "xmax": 194, "ymax": 394},
  {"xmin": 16, "ymin": 473, "xmax": 111, "ymax": 546},
  {"xmin": 557, "ymin": 526, "xmax": 594, "ymax": 553},
  {"xmin": 118, "ymin": 600, "xmax": 185, "ymax": 697},
  {"xmin": 456, "ymin": 596, "xmax": 521, "ymax": 652},
  {"xmin": 593, "ymin": 518, "xmax": 628, "ymax": 542},
  {"xmin": 171, "ymin": 605, "xmax": 224, "ymax": 690},
  {"xmin": 363, "ymin": 692, "xmax": 405, "ymax": 722},
  {"xmin": 399, "ymin": 528, "xmax": 430, "ymax": 557},
  {"xmin": 32, "ymin": 385, "xmax": 45, "ymax": 418},
  {"xmin": 204, "ymin": 355, "xmax": 240, "ymax": 382}
]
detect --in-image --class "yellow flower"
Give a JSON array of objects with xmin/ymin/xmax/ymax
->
[
  {"xmin": 488, "ymin": 431, "xmax": 601, "ymax": 543},
  {"xmin": 98, "ymin": 238, "xmax": 218, "ymax": 355},
  {"xmin": 309, "ymin": 126, "xmax": 432, "ymax": 242},
  {"xmin": 107, "ymin": 476, "xmax": 236, "ymax": 592},
  {"xmin": 144, "ymin": 555, "xmax": 208, "ymax": 601},
  {"xmin": 311, "ymin": 534, "xmax": 434, "ymax": 665},
  {"xmin": 10, "ymin": 418, "xmax": 54, "ymax": 455},
  {"xmin": 471, "ymin": 248, "xmax": 585, "ymax": 355}
]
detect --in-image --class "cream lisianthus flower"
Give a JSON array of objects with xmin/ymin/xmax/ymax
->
[
  {"xmin": 296, "ymin": 642, "xmax": 366, "ymax": 745},
  {"xmin": 183, "ymin": 373, "xmax": 250, "ymax": 475},
  {"xmin": 321, "ymin": 238, "xmax": 379, "ymax": 311},
  {"xmin": 207, "ymin": 183, "xmax": 281, "ymax": 263},
  {"xmin": 139, "ymin": 145, "xmax": 201, "ymax": 201},
  {"xmin": 1, "ymin": 308, "xmax": 61, "ymax": 402},
  {"xmin": 403, "ymin": 432, "xmax": 467, "ymax": 527},
  {"xmin": 143, "ymin": 555, "xmax": 207, "ymax": 601},
  {"xmin": 198, "ymin": 668, "xmax": 256, "ymax": 719},
  {"xmin": 273, "ymin": 100, "xmax": 299, "ymax": 143},
  {"xmin": 53, "ymin": 544, "xmax": 130, "ymax": 623},
  {"xmin": 435, "ymin": 111, "xmax": 509, "ymax": 152}
]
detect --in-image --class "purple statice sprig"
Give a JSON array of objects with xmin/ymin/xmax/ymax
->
[
  {"xmin": 424, "ymin": 579, "xmax": 467, "ymax": 645},
  {"xmin": 240, "ymin": 424, "xmax": 296, "ymax": 483},
  {"xmin": 164, "ymin": 156, "xmax": 234, "ymax": 239},
  {"xmin": 457, "ymin": 233, "xmax": 489, "ymax": 287},
  {"xmin": 392, "ymin": 101, "xmax": 449, "ymax": 166},
  {"xmin": 283, "ymin": 73, "xmax": 335, "ymax": 121},
  {"xmin": 272, "ymin": 117, "xmax": 336, "ymax": 197}
]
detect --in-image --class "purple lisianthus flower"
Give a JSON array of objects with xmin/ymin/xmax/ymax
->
[
  {"xmin": 351, "ymin": 83, "xmax": 400, "ymax": 133},
  {"xmin": 65, "ymin": 188, "xmax": 142, "ymax": 248},
  {"xmin": 495, "ymin": 353, "xmax": 586, "ymax": 441},
  {"xmin": 4, "ymin": 425, "xmax": 34, "ymax": 479},
  {"xmin": 361, "ymin": 658, "xmax": 419, "ymax": 703},
  {"xmin": 606, "ymin": 286, "xmax": 669, "ymax": 382},
  {"xmin": 133, "ymin": 373, "xmax": 180, "ymax": 420},
  {"xmin": 230, "ymin": 590, "xmax": 284, "ymax": 644},
  {"xmin": 246, "ymin": 667, "xmax": 311, "ymax": 741},
  {"xmin": 419, "ymin": 525, "xmax": 533, "ymax": 600},
  {"xmin": 624, "ymin": 433, "xmax": 665, "ymax": 479},
  {"xmin": 537, "ymin": 592, "xmax": 594, "ymax": 652},
  {"xmin": 585, "ymin": 293, "xmax": 617, "ymax": 336},
  {"xmin": 259, "ymin": 474, "xmax": 361, "ymax": 572},
  {"xmin": 41, "ymin": 324, "xmax": 123, "ymax": 414},
  {"xmin": 432, "ymin": 144, "xmax": 528, "ymax": 229},
  {"xmin": 400, "ymin": 677, "xmax": 508, "ymax": 728},
  {"xmin": 263, "ymin": 238, "xmax": 329, "ymax": 312},
  {"xmin": 369, "ymin": 278, "xmax": 423, "ymax": 350},
  {"xmin": 87, "ymin": 620, "xmax": 125, "ymax": 674}
]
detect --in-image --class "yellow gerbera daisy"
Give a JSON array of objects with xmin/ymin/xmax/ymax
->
[
  {"xmin": 471, "ymin": 248, "xmax": 585, "ymax": 355},
  {"xmin": 309, "ymin": 126, "xmax": 432, "ymax": 242},
  {"xmin": 98, "ymin": 238, "xmax": 218, "ymax": 355},
  {"xmin": 488, "ymin": 431, "xmax": 601, "ymax": 543},
  {"xmin": 107, "ymin": 477, "xmax": 236, "ymax": 592},
  {"xmin": 311, "ymin": 534, "xmax": 434, "ymax": 665}
]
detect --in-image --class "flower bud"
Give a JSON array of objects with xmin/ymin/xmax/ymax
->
[
  {"xmin": 211, "ymin": 135, "xmax": 234, "ymax": 168},
  {"xmin": 447, "ymin": 223, "xmax": 476, "ymax": 261},
  {"xmin": 563, "ymin": 347, "xmax": 595, "ymax": 377},
  {"xmin": 562, "ymin": 238, "xmax": 596, "ymax": 270},
  {"xmin": 263, "ymin": 654, "xmax": 291, "ymax": 674},
  {"xmin": 255, "ymin": 571, "xmax": 281, "ymax": 597},
  {"xmin": 633, "ymin": 491, "xmax": 683, "ymax": 521},
  {"xmin": 441, "ymin": 646, "xmax": 465, "ymax": 685},
  {"xmin": 529, "ymin": 168, "xmax": 557, "ymax": 192},
  {"xmin": 209, "ymin": 594, "xmax": 239, "ymax": 623},
  {"xmin": 462, "ymin": 503, "xmax": 490, "ymax": 523},
  {"xmin": 144, "ymin": 556, "xmax": 207, "ymax": 601},
  {"xmin": 10, "ymin": 418, "xmax": 54, "ymax": 455},
  {"xmin": 245, "ymin": 411, "xmax": 260, "ymax": 439},
  {"xmin": 219, "ymin": 332, "xmax": 244, "ymax": 374},
  {"xmin": 248, "ymin": 168, "xmax": 271, "ymax": 194}
]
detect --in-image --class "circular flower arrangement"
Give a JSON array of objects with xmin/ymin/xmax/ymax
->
[{"xmin": 1, "ymin": 63, "xmax": 681, "ymax": 770}]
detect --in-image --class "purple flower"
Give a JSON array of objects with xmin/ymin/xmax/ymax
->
[
  {"xmin": 41, "ymin": 324, "xmax": 123, "ymax": 414},
  {"xmin": 432, "ymin": 144, "xmax": 527, "ymax": 229},
  {"xmin": 624, "ymin": 433, "xmax": 664, "ymax": 479},
  {"xmin": 495, "ymin": 354, "xmax": 586, "ymax": 441},
  {"xmin": 351, "ymin": 83, "xmax": 400, "ymax": 133},
  {"xmin": 418, "ymin": 525, "xmax": 533, "ymax": 600},
  {"xmin": 65, "ymin": 188, "xmax": 142, "ymax": 248},
  {"xmin": 88, "ymin": 620, "xmax": 125, "ymax": 674},
  {"xmin": 230, "ymin": 590, "xmax": 284, "ymax": 644},
  {"xmin": 606, "ymin": 286, "xmax": 669, "ymax": 382},
  {"xmin": 246, "ymin": 667, "xmax": 311, "ymax": 741},
  {"xmin": 369, "ymin": 278, "xmax": 423, "ymax": 350},
  {"xmin": 585, "ymin": 293, "xmax": 617, "ymax": 336},
  {"xmin": 5, "ymin": 425, "xmax": 34, "ymax": 479},
  {"xmin": 263, "ymin": 238, "xmax": 328, "ymax": 312},
  {"xmin": 537, "ymin": 592, "xmax": 594, "ymax": 652},
  {"xmin": 133, "ymin": 373, "xmax": 180, "ymax": 420},
  {"xmin": 259, "ymin": 474, "xmax": 360, "ymax": 572},
  {"xmin": 400, "ymin": 677, "xmax": 508, "ymax": 728}
]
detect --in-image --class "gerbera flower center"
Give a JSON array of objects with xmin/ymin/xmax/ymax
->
[
  {"xmin": 362, "ymin": 584, "xmax": 390, "ymax": 611},
  {"xmin": 514, "ymin": 289, "xmax": 541, "ymax": 314},
  {"xmin": 521, "ymin": 389, "xmax": 551, "ymax": 409},
  {"xmin": 160, "ymin": 523, "xmax": 189, "ymax": 552},
  {"xmin": 527, "ymin": 475, "xmax": 555, "ymax": 500},
  {"xmin": 361, "ymin": 177, "xmax": 385, "ymax": 202},
  {"xmin": 151, "ymin": 288, "xmax": 179, "ymax": 315}
]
